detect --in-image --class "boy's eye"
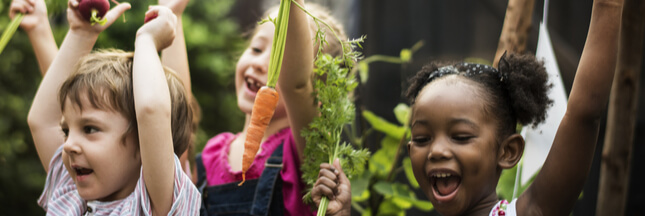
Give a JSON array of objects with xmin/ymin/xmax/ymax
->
[
  {"xmin": 83, "ymin": 126, "xmax": 98, "ymax": 134},
  {"xmin": 61, "ymin": 128, "xmax": 69, "ymax": 137}
]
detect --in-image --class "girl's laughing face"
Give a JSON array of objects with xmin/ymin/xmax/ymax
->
[{"xmin": 407, "ymin": 76, "xmax": 501, "ymax": 215}]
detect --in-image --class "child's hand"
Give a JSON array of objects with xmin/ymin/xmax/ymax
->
[
  {"xmin": 136, "ymin": 6, "xmax": 177, "ymax": 52},
  {"xmin": 312, "ymin": 159, "xmax": 352, "ymax": 216},
  {"xmin": 66, "ymin": 0, "xmax": 130, "ymax": 35},
  {"xmin": 158, "ymin": 0, "xmax": 189, "ymax": 15},
  {"xmin": 9, "ymin": 0, "xmax": 48, "ymax": 32}
]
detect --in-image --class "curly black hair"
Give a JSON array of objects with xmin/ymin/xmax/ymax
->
[{"xmin": 406, "ymin": 53, "xmax": 553, "ymax": 136}]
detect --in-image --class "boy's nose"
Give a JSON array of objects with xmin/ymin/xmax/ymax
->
[{"xmin": 63, "ymin": 134, "xmax": 82, "ymax": 155}]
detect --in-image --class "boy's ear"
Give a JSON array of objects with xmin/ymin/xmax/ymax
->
[{"xmin": 497, "ymin": 134, "xmax": 524, "ymax": 169}]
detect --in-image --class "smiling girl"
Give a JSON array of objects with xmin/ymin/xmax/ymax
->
[
  {"xmin": 311, "ymin": 0, "xmax": 624, "ymax": 215},
  {"xmin": 162, "ymin": 1, "xmax": 347, "ymax": 215}
]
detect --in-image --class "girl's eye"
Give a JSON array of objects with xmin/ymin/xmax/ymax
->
[
  {"xmin": 452, "ymin": 135, "xmax": 474, "ymax": 142},
  {"xmin": 83, "ymin": 126, "xmax": 98, "ymax": 134},
  {"xmin": 411, "ymin": 136, "xmax": 431, "ymax": 145},
  {"xmin": 252, "ymin": 47, "xmax": 262, "ymax": 53}
]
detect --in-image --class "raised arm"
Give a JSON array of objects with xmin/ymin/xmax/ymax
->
[
  {"xmin": 519, "ymin": 0, "xmax": 624, "ymax": 215},
  {"xmin": 9, "ymin": 0, "xmax": 58, "ymax": 75},
  {"xmin": 278, "ymin": 0, "xmax": 316, "ymax": 158},
  {"xmin": 133, "ymin": 6, "xmax": 177, "ymax": 215},
  {"xmin": 27, "ymin": 0, "xmax": 130, "ymax": 171},
  {"xmin": 159, "ymin": 0, "xmax": 191, "ymax": 100}
]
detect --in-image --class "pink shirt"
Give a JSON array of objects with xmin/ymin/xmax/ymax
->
[
  {"xmin": 200, "ymin": 128, "xmax": 314, "ymax": 216},
  {"xmin": 38, "ymin": 146, "xmax": 201, "ymax": 215}
]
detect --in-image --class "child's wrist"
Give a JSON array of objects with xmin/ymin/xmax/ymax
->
[
  {"xmin": 67, "ymin": 29, "xmax": 99, "ymax": 44},
  {"xmin": 25, "ymin": 20, "xmax": 52, "ymax": 35}
]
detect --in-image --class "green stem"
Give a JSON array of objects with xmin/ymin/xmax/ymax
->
[
  {"xmin": 266, "ymin": 0, "xmax": 291, "ymax": 88},
  {"xmin": 291, "ymin": 0, "xmax": 347, "ymax": 56},
  {"xmin": 0, "ymin": 13, "xmax": 24, "ymax": 55},
  {"xmin": 317, "ymin": 196, "xmax": 329, "ymax": 216},
  {"xmin": 351, "ymin": 201, "xmax": 365, "ymax": 214}
]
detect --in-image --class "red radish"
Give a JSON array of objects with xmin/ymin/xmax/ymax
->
[
  {"xmin": 78, "ymin": 0, "xmax": 110, "ymax": 25},
  {"xmin": 144, "ymin": 13, "xmax": 158, "ymax": 23}
]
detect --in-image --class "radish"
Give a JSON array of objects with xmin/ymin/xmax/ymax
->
[
  {"xmin": 144, "ymin": 13, "xmax": 158, "ymax": 23},
  {"xmin": 78, "ymin": 0, "xmax": 110, "ymax": 25}
]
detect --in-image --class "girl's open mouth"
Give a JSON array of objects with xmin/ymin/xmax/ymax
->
[
  {"xmin": 245, "ymin": 77, "xmax": 263, "ymax": 93},
  {"xmin": 430, "ymin": 172, "xmax": 461, "ymax": 203}
]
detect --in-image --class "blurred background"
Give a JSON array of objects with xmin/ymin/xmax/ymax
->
[{"xmin": 0, "ymin": 0, "xmax": 643, "ymax": 215}]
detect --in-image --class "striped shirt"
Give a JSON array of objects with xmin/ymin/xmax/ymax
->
[{"xmin": 38, "ymin": 146, "xmax": 201, "ymax": 215}]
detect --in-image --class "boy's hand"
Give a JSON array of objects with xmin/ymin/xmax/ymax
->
[
  {"xmin": 67, "ymin": 0, "xmax": 130, "ymax": 35},
  {"xmin": 158, "ymin": 0, "xmax": 189, "ymax": 15},
  {"xmin": 312, "ymin": 159, "xmax": 352, "ymax": 216},
  {"xmin": 136, "ymin": 6, "xmax": 177, "ymax": 51},
  {"xmin": 9, "ymin": 0, "xmax": 48, "ymax": 32}
]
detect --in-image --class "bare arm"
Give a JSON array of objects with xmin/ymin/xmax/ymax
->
[
  {"xmin": 133, "ymin": 6, "xmax": 177, "ymax": 215},
  {"xmin": 278, "ymin": 0, "xmax": 316, "ymax": 159},
  {"xmin": 160, "ymin": 0, "xmax": 191, "ymax": 100},
  {"xmin": 27, "ymin": 0, "xmax": 131, "ymax": 171},
  {"xmin": 519, "ymin": 0, "xmax": 624, "ymax": 215},
  {"xmin": 9, "ymin": 0, "xmax": 58, "ymax": 75}
]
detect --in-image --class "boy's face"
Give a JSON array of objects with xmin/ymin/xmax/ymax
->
[
  {"xmin": 234, "ymin": 21, "xmax": 286, "ymax": 119},
  {"xmin": 407, "ymin": 76, "xmax": 501, "ymax": 215},
  {"xmin": 60, "ymin": 95, "xmax": 141, "ymax": 201}
]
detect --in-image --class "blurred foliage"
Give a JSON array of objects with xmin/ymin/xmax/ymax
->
[{"xmin": 0, "ymin": 0, "xmax": 245, "ymax": 214}]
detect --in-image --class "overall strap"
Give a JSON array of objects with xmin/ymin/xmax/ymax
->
[
  {"xmin": 195, "ymin": 153, "xmax": 210, "ymax": 216},
  {"xmin": 250, "ymin": 142, "xmax": 285, "ymax": 216}
]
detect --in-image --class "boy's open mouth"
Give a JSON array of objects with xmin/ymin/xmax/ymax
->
[
  {"xmin": 429, "ymin": 172, "xmax": 461, "ymax": 201},
  {"xmin": 245, "ymin": 76, "xmax": 263, "ymax": 93},
  {"xmin": 75, "ymin": 167, "xmax": 94, "ymax": 176}
]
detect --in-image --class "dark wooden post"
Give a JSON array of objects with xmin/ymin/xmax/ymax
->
[
  {"xmin": 596, "ymin": 0, "xmax": 645, "ymax": 215},
  {"xmin": 493, "ymin": 0, "xmax": 535, "ymax": 67}
]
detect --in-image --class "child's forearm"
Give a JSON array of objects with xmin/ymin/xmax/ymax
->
[
  {"xmin": 133, "ymin": 33, "xmax": 174, "ymax": 216},
  {"xmin": 279, "ymin": 0, "xmax": 317, "ymax": 157},
  {"xmin": 28, "ymin": 30, "xmax": 98, "ymax": 171},
  {"xmin": 567, "ymin": 0, "xmax": 623, "ymax": 119},
  {"xmin": 161, "ymin": 15, "xmax": 191, "ymax": 99},
  {"xmin": 26, "ymin": 21, "xmax": 58, "ymax": 76}
]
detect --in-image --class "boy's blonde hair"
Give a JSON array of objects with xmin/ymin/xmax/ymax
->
[
  {"xmin": 58, "ymin": 49, "xmax": 193, "ymax": 156},
  {"xmin": 262, "ymin": 3, "xmax": 347, "ymax": 58}
]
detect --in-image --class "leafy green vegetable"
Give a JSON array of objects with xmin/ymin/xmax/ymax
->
[{"xmin": 294, "ymin": 2, "xmax": 370, "ymax": 214}]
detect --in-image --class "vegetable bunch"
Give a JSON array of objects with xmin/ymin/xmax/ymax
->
[{"xmin": 291, "ymin": 2, "xmax": 370, "ymax": 215}]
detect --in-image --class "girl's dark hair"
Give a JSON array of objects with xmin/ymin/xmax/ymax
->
[{"xmin": 406, "ymin": 53, "xmax": 553, "ymax": 135}]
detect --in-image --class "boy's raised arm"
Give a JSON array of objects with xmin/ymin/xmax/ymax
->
[
  {"xmin": 10, "ymin": 0, "xmax": 58, "ymax": 75},
  {"xmin": 520, "ymin": 0, "xmax": 624, "ymax": 215},
  {"xmin": 27, "ymin": 0, "xmax": 130, "ymax": 171},
  {"xmin": 132, "ymin": 6, "xmax": 177, "ymax": 215},
  {"xmin": 278, "ymin": 0, "xmax": 316, "ymax": 158}
]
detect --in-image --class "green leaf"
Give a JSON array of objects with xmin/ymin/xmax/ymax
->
[
  {"xmin": 351, "ymin": 170, "xmax": 372, "ymax": 202},
  {"xmin": 359, "ymin": 61, "xmax": 369, "ymax": 83},
  {"xmin": 362, "ymin": 110, "xmax": 406, "ymax": 139},
  {"xmin": 410, "ymin": 199, "xmax": 434, "ymax": 211},
  {"xmin": 400, "ymin": 49, "xmax": 412, "ymax": 63},
  {"xmin": 368, "ymin": 137, "xmax": 399, "ymax": 178},
  {"xmin": 402, "ymin": 157, "xmax": 419, "ymax": 188},
  {"xmin": 393, "ymin": 103, "xmax": 410, "ymax": 126},
  {"xmin": 377, "ymin": 200, "xmax": 405, "ymax": 216}
]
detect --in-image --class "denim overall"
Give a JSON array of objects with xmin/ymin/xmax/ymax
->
[{"xmin": 196, "ymin": 143, "xmax": 285, "ymax": 216}]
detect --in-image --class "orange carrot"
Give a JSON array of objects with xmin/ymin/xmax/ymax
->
[{"xmin": 239, "ymin": 86, "xmax": 279, "ymax": 186}]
